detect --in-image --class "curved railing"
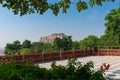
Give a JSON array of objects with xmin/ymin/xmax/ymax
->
[{"xmin": 0, "ymin": 49, "xmax": 120, "ymax": 64}]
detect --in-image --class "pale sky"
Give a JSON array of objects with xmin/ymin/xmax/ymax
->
[{"xmin": 0, "ymin": 1, "xmax": 119, "ymax": 48}]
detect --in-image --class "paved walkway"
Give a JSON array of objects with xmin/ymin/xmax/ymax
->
[{"xmin": 38, "ymin": 56, "xmax": 120, "ymax": 80}]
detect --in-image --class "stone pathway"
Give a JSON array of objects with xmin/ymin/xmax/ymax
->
[{"xmin": 38, "ymin": 56, "xmax": 120, "ymax": 80}]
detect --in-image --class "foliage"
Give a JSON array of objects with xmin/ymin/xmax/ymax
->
[
  {"xmin": 104, "ymin": 7, "xmax": 120, "ymax": 46},
  {"xmin": 5, "ymin": 40, "xmax": 21, "ymax": 55},
  {"xmin": 21, "ymin": 40, "xmax": 31, "ymax": 49},
  {"xmin": 13, "ymin": 40, "xmax": 21, "ymax": 51},
  {"xmin": 0, "ymin": 58, "xmax": 108, "ymax": 80},
  {"xmin": 72, "ymin": 41, "xmax": 80, "ymax": 50},
  {"xmin": 5, "ymin": 40, "xmax": 32, "ymax": 55},
  {"xmin": 31, "ymin": 42, "xmax": 44, "ymax": 53},
  {"xmin": 76, "ymin": 7, "xmax": 120, "ymax": 49},
  {"xmin": 0, "ymin": 0, "xmax": 115, "ymax": 16},
  {"xmin": 79, "ymin": 35, "xmax": 99, "ymax": 50},
  {"xmin": 98, "ymin": 35, "xmax": 119, "ymax": 47},
  {"xmin": 20, "ymin": 48, "xmax": 32, "ymax": 55},
  {"xmin": 5, "ymin": 36, "xmax": 73, "ymax": 55},
  {"xmin": 42, "ymin": 43, "xmax": 52, "ymax": 53},
  {"xmin": 53, "ymin": 37, "xmax": 63, "ymax": 52},
  {"xmin": 53, "ymin": 36, "xmax": 73, "ymax": 51},
  {"xmin": 0, "ymin": 62, "xmax": 49, "ymax": 80},
  {"xmin": 62, "ymin": 36, "xmax": 73, "ymax": 51}
]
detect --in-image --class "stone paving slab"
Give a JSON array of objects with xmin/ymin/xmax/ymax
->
[{"xmin": 38, "ymin": 56, "xmax": 120, "ymax": 80}]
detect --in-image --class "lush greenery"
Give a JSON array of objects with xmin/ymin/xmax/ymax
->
[
  {"xmin": 104, "ymin": 7, "xmax": 120, "ymax": 46},
  {"xmin": 53, "ymin": 36, "xmax": 73, "ymax": 51},
  {"xmin": 5, "ymin": 36, "xmax": 74, "ymax": 55},
  {"xmin": 79, "ymin": 7, "xmax": 120, "ymax": 49},
  {"xmin": 0, "ymin": 0, "xmax": 115, "ymax": 16},
  {"xmin": 0, "ymin": 58, "xmax": 109, "ymax": 80}
]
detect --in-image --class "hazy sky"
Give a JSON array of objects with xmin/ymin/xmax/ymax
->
[{"xmin": 0, "ymin": 1, "xmax": 119, "ymax": 48}]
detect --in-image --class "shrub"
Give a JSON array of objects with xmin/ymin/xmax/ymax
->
[{"xmin": 0, "ymin": 58, "xmax": 110, "ymax": 80}]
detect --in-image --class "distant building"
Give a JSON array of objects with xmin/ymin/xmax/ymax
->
[{"xmin": 40, "ymin": 33, "xmax": 66, "ymax": 43}]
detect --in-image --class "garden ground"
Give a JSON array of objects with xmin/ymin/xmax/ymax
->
[{"xmin": 38, "ymin": 56, "xmax": 120, "ymax": 80}]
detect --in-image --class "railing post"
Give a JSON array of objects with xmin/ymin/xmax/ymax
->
[
  {"xmin": 41, "ymin": 52, "xmax": 44, "ymax": 62},
  {"xmin": 98, "ymin": 47, "xmax": 99, "ymax": 56},
  {"xmin": 84, "ymin": 48, "xmax": 85, "ymax": 56},
  {"xmin": 107, "ymin": 47, "xmax": 108, "ymax": 56},
  {"xmin": 92, "ymin": 48, "xmax": 94, "ymax": 56},
  {"xmin": 72, "ymin": 48, "xmax": 75, "ymax": 55},
  {"xmin": 22, "ymin": 55, "xmax": 24, "ymax": 62},
  {"xmin": 59, "ymin": 48, "xmax": 62, "ymax": 59}
]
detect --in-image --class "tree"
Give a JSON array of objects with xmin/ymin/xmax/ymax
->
[
  {"xmin": 13, "ymin": 40, "xmax": 21, "ymax": 51},
  {"xmin": 86, "ymin": 35, "xmax": 99, "ymax": 48},
  {"xmin": 42, "ymin": 43, "xmax": 52, "ymax": 53},
  {"xmin": 105, "ymin": 7, "xmax": 120, "ymax": 46},
  {"xmin": 21, "ymin": 40, "xmax": 31, "ymax": 49},
  {"xmin": 62, "ymin": 36, "xmax": 73, "ymax": 51},
  {"xmin": 53, "ymin": 38, "xmax": 63, "ymax": 52},
  {"xmin": 0, "ymin": 0, "xmax": 115, "ymax": 16},
  {"xmin": 20, "ymin": 40, "xmax": 32, "ymax": 54},
  {"xmin": 4, "ymin": 40, "xmax": 21, "ymax": 55},
  {"xmin": 53, "ymin": 36, "xmax": 73, "ymax": 51},
  {"xmin": 20, "ymin": 48, "xmax": 31, "ymax": 55},
  {"xmin": 31, "ymin": 42, "xmax": 44, "ymax": 53},
  {"xmin": 73, "ymin": 41, "xmax": 80, "ymax": 50},
  {"xmin": 99, "ymin": 35, "xmax": 119, "ymax": 48},
  {"xmin": 79, "ymin": 35, "xmax": 98, "ymax": 50},
  {"xmin": 5, "ymin": 43, "xmax": 15, "ymax": 55},
  {"xmin": 79, "ymin": 39, "xmax": 87, "ymax": 50}
]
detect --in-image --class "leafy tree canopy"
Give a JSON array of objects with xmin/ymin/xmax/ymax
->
[
  {"xmin": 79, "ymin": 35, "xmax": 98, "ymax": 49},
  {"xmin": 53, "ymin": 38, "xmax": 63, "ymax": 51},
  {"xmin": 105, "ymin": 7, "xmax": 120, "ymax": 36},
  {"xmin": 0, "ymin": 0, "xmax": 115, "ymax": 16},
  {"xmin": 4, "ymin": 40, "xmax": 21, "ymax": 55},
  {"xmin": 99, "ymin": 35, "xmax": 119, "ymax": 47},
  {"xmin": 21, "ymin": 39, "xmax": 31, "ymax": 49},
  {"xmin": 73, "ymin": 41, "xmax": 80, "ymax": 50},
  {"xmin": 53, "ymin": 36, "xmax": 73, "ymax": 51},
  {"xmin": 105, "ymin": 6, "xmax": 120, "ymax": 45},
  {"xmin": 31, "ymin": 42, "xmax": 44, "ymax": 53},
  {"xmin": 20, "ymin": 48, "xmax": 31, "ymax": 55}
]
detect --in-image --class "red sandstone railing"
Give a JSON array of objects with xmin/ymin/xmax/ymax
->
[
  {"xmin": 98, "ymin": 49, "xmax": 120, "ymax": 56},
  {"xmin": 0, "ymin": 49, "xmax": 120, "ymax": 64},
  {"xmin": 0, "ymin": 50, "xmax": 93, "ymax": 64}
]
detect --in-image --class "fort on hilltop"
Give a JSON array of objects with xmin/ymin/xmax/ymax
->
[{"xmin": 40, "ymin": 33, "xmax": 66, "ymax": 43}]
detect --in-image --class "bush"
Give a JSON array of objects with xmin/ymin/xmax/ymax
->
[{"xmin": 0, "ymin": 58, "xmax": 109, "ymax": 80}]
